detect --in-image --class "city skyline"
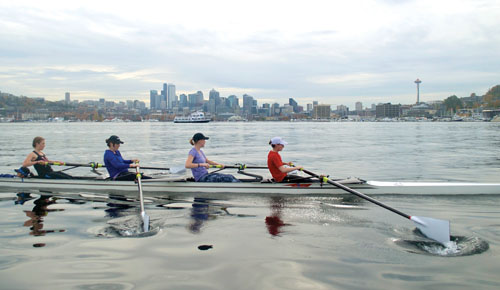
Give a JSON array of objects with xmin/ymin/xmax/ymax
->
[{"xmin": 1, "ymin": 1, "xmax": 499, "ymax": 109}]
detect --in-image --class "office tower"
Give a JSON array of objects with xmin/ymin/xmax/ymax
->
[
  {"xmin": 208, "ymin": 89, "xmax": 221, "ymax": 113},
  {"xmin": 415, "ymin": 78, "xmax": 422, "ymax": 104},
  {"xmin": 355, "ymin": 102, "xmax": 363, "ymax": 112},
  {"xmin": 179, "ymin": 94, "xmax": 188, "ymax": 107},
  {"xmin": 242, "ymin": 94, "xmax": 254, "ymax": 113},
  {"xmin": 161, "ymin": 83, "xmax": 168, "ymax": 108},
  {"xmin": 65, "ymin": 92, "xmax": 70, "ymax": 104},
  {"xmin": 227, "ymin": 95, "xmax": 239, "ymax": 109},
  {"xmin": 307, "ymin": 104, "xmax": 313, "ymax": 112},
  {"xmin": 168, "ymin": 84, "xmax": 176, "ymax": 109},
  {"xmin": 289, "ymin": 98, "xmax": 298, "ymax": 113},
  {"xmin": 150, "ymin": 90, "xmax": 158, "ymax": 110}
]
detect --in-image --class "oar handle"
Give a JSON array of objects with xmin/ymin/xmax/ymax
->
[{"xmin": 302, "ymin": 169, "xmax": 411, "ymax": 220}]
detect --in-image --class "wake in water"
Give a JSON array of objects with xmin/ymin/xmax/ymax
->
[
  {"xmin": 394, "ymin": 235, "xmax": 489, "ymax": 257},
  {"xmin": 95, "ymin": 215, "xmax": 160, "ymax": 238}
]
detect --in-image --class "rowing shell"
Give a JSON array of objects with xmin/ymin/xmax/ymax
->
[{"xmin": 1, "ymin": 176, "xmax": 500, "ymax": 195}]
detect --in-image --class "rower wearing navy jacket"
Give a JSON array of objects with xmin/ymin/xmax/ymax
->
[{"xmin": 104, "ymin": 135, "xmax": 148, "ymax": 181}]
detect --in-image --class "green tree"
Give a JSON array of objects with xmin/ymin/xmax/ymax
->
[
  {"xmin": 443, "ymin": 95, "xmax": 463, "ymax": 113},
  {"xmin": 484, "ymin": 85, "xmax": 500, "ymax": 108}
]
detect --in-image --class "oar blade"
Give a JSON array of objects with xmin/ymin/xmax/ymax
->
[
  {"xmin": 141, "ymin": 211, "xmax": 150, "ymax": 232},
  {"xmin": 410, "ymin": 216, "xmax": 450, "ymax": 245},
  {"xmin": 169, "ymin": 166, "xmax": 186, "ymax": 174}
]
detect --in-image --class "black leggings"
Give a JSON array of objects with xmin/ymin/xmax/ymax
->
[
  {"xmin": 280, "ymin": 174, "xmax": 313, "ymax": 183},
  {"xmin": 114, "ymin": 171, "xmax": 152, "ymax": 181},
  {"xmin": 44, "ymin": 171, "xmax": 73, "ymax": 179}
]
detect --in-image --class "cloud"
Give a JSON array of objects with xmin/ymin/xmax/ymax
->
[{"xmin": 1, "ymin": 0, "xmax": 500, "ymax": 108}]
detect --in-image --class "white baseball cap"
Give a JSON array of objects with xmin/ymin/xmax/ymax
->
[{"xmin": 270, "ymin": 137, "xmax": 288, "ymax": 145}]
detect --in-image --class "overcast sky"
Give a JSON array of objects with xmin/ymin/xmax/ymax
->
[{"xmin": 1, "ymin": 0, "xmax": 499, "ymax": 108}]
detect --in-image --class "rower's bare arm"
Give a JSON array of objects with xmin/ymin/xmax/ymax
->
[
  {"xmin": 185, "ymin": 154, "xmax": 196, "ymax": 168},
  {"xmin": 22, "ymin": 153, "xmax": 38, "ymax": 167}
]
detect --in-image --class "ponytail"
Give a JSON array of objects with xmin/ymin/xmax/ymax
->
[{"xmin": 189, "ymin": 138, "xmax": 195, "ymax": 146}]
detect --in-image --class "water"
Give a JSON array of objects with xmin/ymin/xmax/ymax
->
[{"xmin": 1, "ymin": 122, "xmax": 500, "ymax": 289}]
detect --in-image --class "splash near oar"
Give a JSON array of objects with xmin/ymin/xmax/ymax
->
[
  {"xmin": 135, "ymin": 165, "xmax": 150, "ymax": 232},
  {"xmin": 302, "ymin": 169, "xmax": 451, "ymax": 245}
]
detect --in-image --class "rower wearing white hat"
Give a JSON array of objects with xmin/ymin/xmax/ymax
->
[{"xmin": 267, "ymin": 137, "xmax": 304, "ymax": 183}]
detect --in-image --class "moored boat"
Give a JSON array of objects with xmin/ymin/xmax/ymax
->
[{"xmin": 173, "ymin": 111, "xmax": 210, "ymax": 123}]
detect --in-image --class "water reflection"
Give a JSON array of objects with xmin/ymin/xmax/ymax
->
[
  {"xmin": 265, "ymin": 197, "xmax": 290, "ymax": 236},
  {"xmin": 188, "ymin": 197, "xmax": 214, "ymax": 234},
  {"xmin": 22, "ymin": 195, "xmax": 66, "ymax": 247}
]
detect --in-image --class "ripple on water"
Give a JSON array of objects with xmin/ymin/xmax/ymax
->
[{"xmin": 394, "ymin": 236, "xmax": 489, "ymax": 256}]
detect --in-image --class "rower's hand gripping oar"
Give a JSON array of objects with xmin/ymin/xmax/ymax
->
[
  {"xmin": 302, "ymin": 169, "xmax": 451, "ymax": 246},
  {"xmin": 135, "ymin": 165, "xmax": 150, "ymax": 232}
]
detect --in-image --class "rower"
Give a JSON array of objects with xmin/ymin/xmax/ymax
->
[
  {"xmin": 104, "ymin": 135, "xmax": 150, "ymax": 181},
  {"xmin": 22, "ymin": 136, "xmax": 72, "ymax": 179},
  {"xmin": 267, "ymin": 137, "xmax": 308, "ymax": 183},
  {"xmin": 185, "ymin": 133, "xmax": 240, "ymax": 182}
]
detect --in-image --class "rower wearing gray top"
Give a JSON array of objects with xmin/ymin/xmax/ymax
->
[{"xmin": 185, "ymin": 133, "xmax": 240, "ymax": 182}]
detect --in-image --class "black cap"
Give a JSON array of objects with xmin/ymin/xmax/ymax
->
[
  {"xmin": 106, "ymin": 135, "xmax": 124, "ymax": 144},
  {"xmin": 193, "ymin": 133, "xmax": 209, "ymax": 143}
]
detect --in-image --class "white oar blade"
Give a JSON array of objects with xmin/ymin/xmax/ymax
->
[
  {"xmin": 410, "ymin": 216, "xmax": 450, "ymax": 245},
  {"xmin": 169, "ymin": 166, "xmax": 186, "ymax": 174},
  {"xmin": 142, "ymin": 211, "xmax": 150, "ymax": 232}
]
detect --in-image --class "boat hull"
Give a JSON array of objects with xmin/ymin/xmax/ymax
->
[{"xmin": 1, "ymin": 177, "xmax": 500, "ymax": 196}]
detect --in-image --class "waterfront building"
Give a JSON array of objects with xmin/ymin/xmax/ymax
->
[
  {"xmin": 313, "ymin": 104, "xmax": 331, "ymax": 119},
  {"xmin": 376, "ymin": 103, "xmax": 401, "ymax": 119}
]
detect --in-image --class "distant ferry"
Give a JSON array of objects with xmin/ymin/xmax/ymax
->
[{"xmin": 173, "ymin": 111, "xmax": 210, "ymax": 123}]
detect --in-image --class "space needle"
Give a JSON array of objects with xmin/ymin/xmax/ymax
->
[{"xmin": 414, "ymin": 78, "xmax": 422, "ymax": 104}]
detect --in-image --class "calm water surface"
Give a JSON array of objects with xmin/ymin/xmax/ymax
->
[{"xmin": 0, "ymin": 122, "xmax": 499, "ymax": 289}]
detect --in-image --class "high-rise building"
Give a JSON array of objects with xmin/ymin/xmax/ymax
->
[
  {"xmin": 208, "ymin": 89, "xmax": 221, "ymax": 113},
  {"xmin": 161, "ymin": 83, "xmax": 168, "ymax": 108},
  {"xmin": 289, "ymin": 98, "xmax": 298, "ymax": 113},
  {"xmin": 179, "ymin": 94, "xmax": 188, "ymax": 108},
  {"xmin": 150, "ymin": 90, "xmax": 158, "ymax": 110},
  {"xmin": 227, "ymin": 95, "xmax": 239, "ymax": 109},
  {"xmin": 355, "ymin": 102, "xmax": 363, "ymax": 112},
  {"xmin": 242, "ymin": 94, "xmax": 254, "ymax": 113},
  {"xmin": 167, "ymin": 84, "xmax": 176, "ymax": 109},
  {"xmin": 65, "ymin": 92, "xmax": 70, "ymax": 104}
]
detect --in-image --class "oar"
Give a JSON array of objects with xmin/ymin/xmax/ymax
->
[
  {"xmin": 135, "ymin": 165, "xmax": 150, "ymax": 232},
  {"xmin": 302, "ymin": 169, "xmax": 451, "ymax": 245},
  {"xmin": 42, "ymin": 161, "xmax": 104, "ymax": 169},
  {"xmin": 210, "ymin": 164, "xmax": 268, "ymax": 170},
  {"xmin": 44, "ymin": 162, "xmax": 185, "ymax": 174}
]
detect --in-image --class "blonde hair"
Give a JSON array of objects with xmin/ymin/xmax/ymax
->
[{"xmin": 32, "ymin": 136, "xmax": 45, "ymax": 148}]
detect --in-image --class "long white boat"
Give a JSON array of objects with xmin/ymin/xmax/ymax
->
[
  {"xmin": 173, "ymin": 111, "xmax": 210, "ymax": 123},
  {"xmin": 1, "ymin": 175, "xmax": 500, "ymax": 196}
]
